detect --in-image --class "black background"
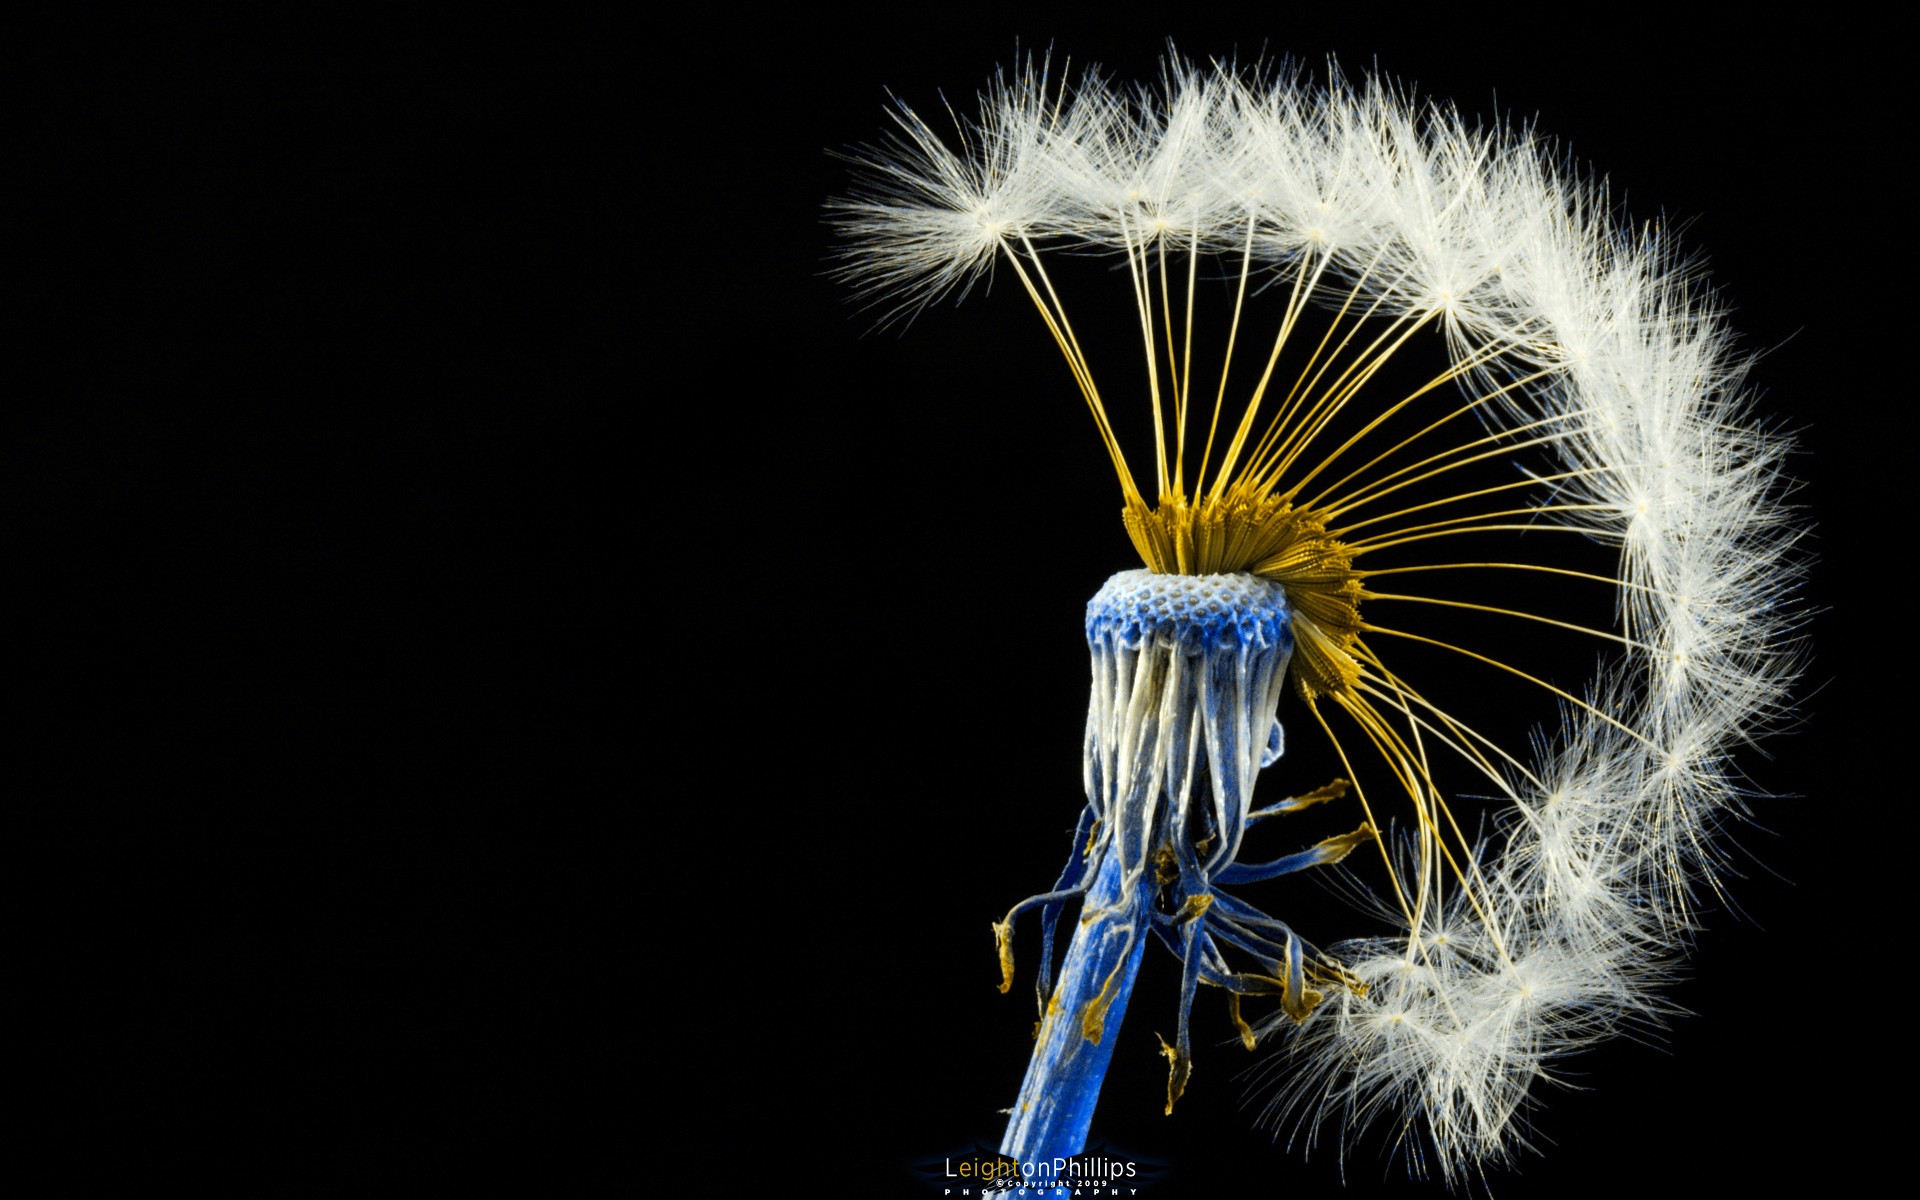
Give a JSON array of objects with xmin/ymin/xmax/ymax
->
[{"xmin": 38, "ymin": 12, "xmax": 1888, "ymax": 1196}]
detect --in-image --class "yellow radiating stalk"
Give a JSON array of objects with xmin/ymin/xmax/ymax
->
[
  {"xmin": 1351, "ymin": 648, "xmax": 1542, "ymax": 794},
  {"xmin": 1387, "ymin": 734, "xmax": 1521, "ymax": 965},
  {"xmin": 1363, "ymin": 592, "xmax": 1655, "ymax": 654},
  {"xmin": 1342, "ymin": 691, "xmax": 1464, "ymax": 935},
  {"xmin": 1390, "ymin": 690, "xmax": 1456, "ymax": 955},
  {"xmin": 1246, "ymin": 257, "xmax": 1390, "ymax": 466},
  {"xmin": 1192, "ymin": 217, "xmax": 1260, "ymax": 498},
  {"xmin": 1174, "ymin": 231, "xmax": 1200, "ymax": 494},
  {"xmin": 1338, "ymin": 684, "xmax": 1516, "ymax": 966},
  {"xmin": 1363, "ymin": 623, "xmax": 1660, "ymax": 754},
  {"xmin": 1242, "ymin": 273, "xmax": 1414, "ymax": 488},
  {"xmin": 1332, "ymin": 692, "xmax": 1442, "ymax": 931},
  {"xmin": 1306, "ymin": 693, "xmax": 1417, "ymax": 930},
  {"xmin": 1326, "ymin": 450, "xmax": 1598, "ymax": 532},
  {"xmin": 1309, "ymin": 407, "xmax": 1581, "ymax": 521},
  {"xmin": 1342, "ymin": 506, "xmax": 1613, "ymax": 552},
  {"xmin": 1158, "ymin": 237, "xmax": 1180, "ymax": 489},
  {"xmin": 1361, "ymin": 561, "xmax": 1674, "ymax": 599},
  {"xmin": 1206, "ymin": 251, "xmax": 1330, "ymax": 503},
  {"xmin": 1004, "ymin": 239, "xmax": 1146, "ymax": 507},
  {"xmin": 1263, "ymin": 310, "xmax": 1438, "ymax": 491},
  {"xmin": 1156, "ymin": 237, "xmax": 1187, "ymax": 486},
  {"xmin": 1234, "ymin": 266, "xmax": 1379, "ymax": 498},
  {"xmin": 1287, "ymin": 351, "xmax": 1547, "ymax": 512},
  {"xmin": 1119, "ymin": 221, "xmax": 1172, "ymax": 498}
]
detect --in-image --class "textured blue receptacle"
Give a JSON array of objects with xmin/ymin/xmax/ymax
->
[{"xmin": 1084, "ymin": 569, "xmax": 1294, "ymax": 658}]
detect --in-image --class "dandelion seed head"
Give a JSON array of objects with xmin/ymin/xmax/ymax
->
[{"xmin": 835, "ymin": 46, "xmax": 1801, "ymax": 1185}]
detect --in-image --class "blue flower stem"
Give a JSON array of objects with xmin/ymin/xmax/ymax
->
[{"xmin": 999, "ymin": 846, "xmax": 1149, "ymax": 1165}]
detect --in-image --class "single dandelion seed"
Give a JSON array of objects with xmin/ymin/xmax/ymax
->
[{"xmin": 832, "ymin": 50, "xmax": 1803, "ymax": 1183}]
